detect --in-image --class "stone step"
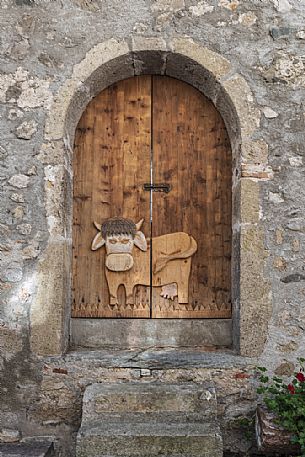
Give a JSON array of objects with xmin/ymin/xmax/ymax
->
[
  {"xmin": 76, "ymin": 382, "xmax": 222, "ymax": 456},
  {"xmin": 82, "ymin": 382, "xmax": 217, "ymax": 419},
  {"xmin": 79, "ymin": 411, "xmax": 216, "ymax": 425},
  {"xmin": 0, "ymin": 442, "xmax": 54, "ymax": 457},
  {"xmin": 76, "ymin": 420, "xmax": 223, "ymax": 457}
]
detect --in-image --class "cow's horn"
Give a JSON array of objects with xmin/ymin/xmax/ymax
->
[
  {"xmin": 94, "ymin": 221, "xmax": 102, "ymax": 231},
  {"xmin": 135, "ymin": 218, "xmax": 144, "ymax": 231}
]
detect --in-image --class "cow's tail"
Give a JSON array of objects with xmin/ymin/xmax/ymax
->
[{"xmin": 153, "ymin": 235, "xmax": 198, "ymax": 274}]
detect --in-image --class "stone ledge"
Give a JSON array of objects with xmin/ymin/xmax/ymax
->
[
  {"xmin": 79, "ymin": 420, "xmax": 222, "ymax": 436},
  {"xmin": 82, "ymin": 382, "xmax": 217, "ymax": 418},
  {"xmin": 45, "ymin": 347, "xmax": 255, "ymax": 370}
]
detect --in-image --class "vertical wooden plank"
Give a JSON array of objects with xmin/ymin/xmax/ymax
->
[
  {"xmin": 72, "ymin": 76, "xmax": 152, "ymax": 318},
  {"xmin": 72, "ymin": 103, "xmax": 97, "ymax": 317},
  {"xmin": 152, "ymin": 76, "xmax": 232, "ymax": 318}
]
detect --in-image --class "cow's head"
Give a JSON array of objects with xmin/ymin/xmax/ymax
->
[{"xmin": 91, "ymin": 217, "xmax": 147, "ymax": 272}]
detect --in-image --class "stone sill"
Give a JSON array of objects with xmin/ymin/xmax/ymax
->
[{"xmin": 55, "ymin": 347, "xmax": 255, "ymax": 370}]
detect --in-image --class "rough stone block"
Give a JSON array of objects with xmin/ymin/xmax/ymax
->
[
  {"xmin": 242, "ymin": 140, "xmax": 269, "ymax": 165},
  {"xmin": 46, "ymin": 39, "xmax": 130, "ymax": 141},
  {"xmin": 151, "ymin": 0, "xmax": 185, "ymax": 12},
  {"xmin": 240, "ymin": 179, "xmax": 260, "ymax": 224},
  {"xmin": 170, "ymin": 38, "xmax": 231, "ymax": 79},
  {"xmin": 163, "ymin": 52, "xmax": 221, "ymax": 102},
  {"xmin": 222, "ymin": 74, "xmax": 260, "ymax": 139},
  {"xmin": 134, "ymin": 50, "xmax": 167, "ymax": 75},
  {"xmin": 8, "ymin": 174, "xmax": 29, "ymax": 189},
  {"xmin": 239, "ymin": 225, "xmax": 271, "ymax": 356},
  {"xmin": 76, "ymin": 382, "xmax": 222, "ymax": 456},
  {"xmin": 241, "ymin": 164, "xmax": 274, "ymax": 180},
  {"xmin": 0, "ymin": 325, "xmax": 22, "ymax": 355},
  {"xmin": 84, "ymin": 55, "xmax": 134, "ymax": 99},
  {"xmin": 72, "ymin": 39, "xmax": 130, "ymax": 83},
  {"xmin": 270, "ymin": 26, "xmax": 293, "ymax": 39},
  {"xmin": 45, "ymin": 79, "xmax": 80, "ymax": 141},
  {"xmin": 76, "ymin": 421, "xmax": 223, "ymax": 457},
  {"xmin": 0, "ymin": 429, "xmax": 20, "ymax": 444},
  {"xmin": 131, "ymin": 36, "xmax": 168, "ymax": 52},
  {"xmin": 30, "ymin": 241, "xmax": 70, "ymax": 356},
  {"xmin": 82, "ymin": 382, "xmax": 217, "ymax": 419}
]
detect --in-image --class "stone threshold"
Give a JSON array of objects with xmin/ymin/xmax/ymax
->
[{"xmin": 52, "ymin": 347, "xmax": 255, "ymax": 370}]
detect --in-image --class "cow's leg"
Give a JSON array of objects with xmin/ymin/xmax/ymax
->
[
  {"xmin": 106, "ymin": 275, "xmax": 120, "ymax": 305},
  {"xmin": 125, "ymin": 284, "xmax": 134, "ymax": 305},
  {"xmin": 177, "ymin": 289, "xmax": 189, "ymax": 304},
  {"xmin": 109, "ymin": 289, "xmax": 119, "ymax": 305},
  {"xmin": 177, "ymin": 277, "xmax": 189, "ymax": 304},
  {"xmin": 176, "ymin": 261, "xmax": 192, "ymax": 304}
]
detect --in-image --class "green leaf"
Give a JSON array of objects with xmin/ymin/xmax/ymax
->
[
  {"xmin": 272, "ymin": 376, "xmax": 283, "ymax": 383},
  {"xmin": 256, "ymin": 387, "xmax": 266, "ymax": 394},
  {"xmin": 265, "ymin": 398, "xmax": 278, "ymax": 411},
  {"xmin": 269, "ymin": 387, "xmax": 280, "ymax": 395}
]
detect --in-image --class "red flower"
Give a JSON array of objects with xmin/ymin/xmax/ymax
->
[
  {"xmin": 296, "ymin": 372, "xmax": 305, "ymax": 382},
  {"xmin": 288, "ymin": 384, "xmax": 295, "ymax": 394}
]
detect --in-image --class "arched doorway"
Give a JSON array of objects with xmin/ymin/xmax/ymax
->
[
  {"xmin": 72, "ymin": 75, "xmax": 232, "ymax": 319},
  {"xmin": 33, "ymin": 38, "xmax": 269, "ymax": 357}
]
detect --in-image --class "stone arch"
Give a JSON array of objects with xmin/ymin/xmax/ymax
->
[{"xmin": 30, "ymin": 37, "xmax": 271, "ymax": 357}]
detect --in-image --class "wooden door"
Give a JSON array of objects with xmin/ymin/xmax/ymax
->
[
  {"xmin": 72, "ymin": 77, "xmax": 151, "ymax": 317},
  {"xmin": 151, "ymin": 77, "xmax": 231, "ymax": 318},
  {"xmin": 72, "ymin": 76, "xmax": 232, "ymax": 319}
]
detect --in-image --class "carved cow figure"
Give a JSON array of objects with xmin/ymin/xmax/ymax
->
[{"xmin": 91, "ymin": 217, "xmax": 197, "ymax": 305}]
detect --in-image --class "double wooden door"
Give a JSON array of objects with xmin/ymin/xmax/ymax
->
[{"xmin": 72, "ymin": 75, "xmax": 232, "ymax": 319}]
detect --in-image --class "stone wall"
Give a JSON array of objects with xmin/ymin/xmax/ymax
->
[{"xmin": 0, "ymin": 0, "xmax": 305, "ymax": 455}]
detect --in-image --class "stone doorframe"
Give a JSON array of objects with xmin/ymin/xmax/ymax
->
[{"xmin": 30, "ymin": 36, "xmax": 272, "ymax": 358}]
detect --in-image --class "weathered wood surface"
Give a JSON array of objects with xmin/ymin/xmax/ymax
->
[
  {"xmin": 152, "ymin": 76, "xmax": 232, "ymax": 318},
  {"xmin": 72, "ymin": 76, "xmax": 151, "ymax": 317},
  {"xmin": 72, "ymin": 75, "xmax": 232, "ymax": 319},
  {"xmin": 93, "ymin": 230, "xmax": 197, "ymax": 307},
  {"xmin": 256, "ymin": 406, "xmax": 300, "ymax": 455}
]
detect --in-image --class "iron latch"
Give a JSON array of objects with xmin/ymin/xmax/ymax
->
[{"xmin": 143, "ymin": 183, "xmax": 171, "ymax": 193}]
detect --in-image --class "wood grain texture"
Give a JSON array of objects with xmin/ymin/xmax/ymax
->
[
  {"xmin": 72, "ymin": 76, "xmax": 151, "ymax": 317},
  {"xmin": 152, "ymin": 76, "xmax": 232, "ymax": 318},
  {"xmin": 101, "ymin": 232, "xmax": 196, "ymax": 308},
  {"xmin": 72, "ymin": 75, "xmax": 232, "ymax": 319}
]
